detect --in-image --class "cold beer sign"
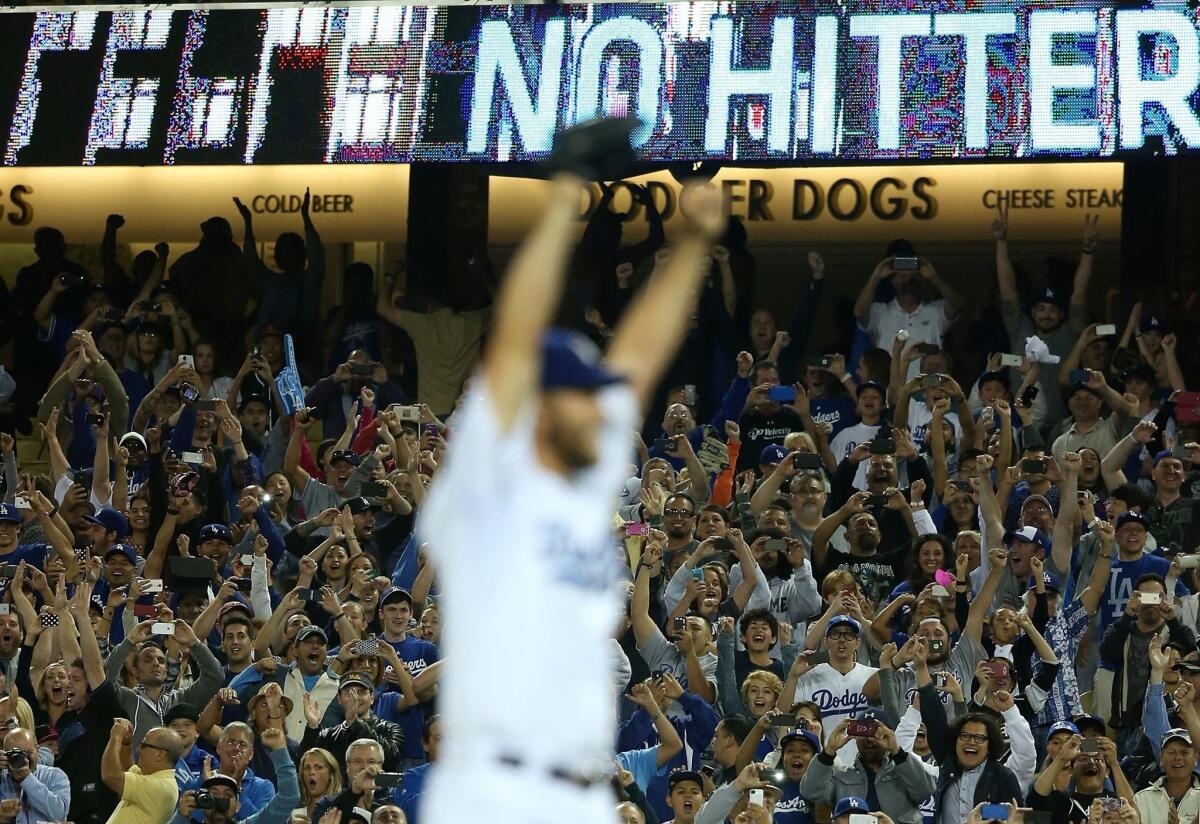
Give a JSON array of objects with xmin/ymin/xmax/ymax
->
[{"xmin": 1, "ymin": 1, "xmax": 1198, "ymax": 166}]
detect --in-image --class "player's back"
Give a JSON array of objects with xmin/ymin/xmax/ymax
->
[{"xmin": 419, "ymin": 380, "xmax": 637, "ymax": 769}]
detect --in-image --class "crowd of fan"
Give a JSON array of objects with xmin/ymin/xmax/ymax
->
[{"xmin": 0, "ymin": 185, "xmax": 1195, "ymax": 824}]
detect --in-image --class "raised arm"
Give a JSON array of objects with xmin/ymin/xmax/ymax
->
[
  {"xmin": 993, "ymin": 203, "xmax": 1018, "ymax": 304},
  {"xmin": 855, "ymin": 259, "xmax": 890, "ymax": 327},
  {"xmin": 233, "ymin": 197, "xmax": 260, "ymax": 264},
  {"xmin": 605, "ymin": 184, "xmax": 725, "ymax": 410},
  {"xmin": 1051, "ymin": 453, "xmax": 1081, "ymax": 574},
  {"xmin": 964, "ymin": 547, "xmax": 1009, "ymax": 641},
  {"xmin": 1071, "ymin": 214, "xmax": 1099, "ymax": 313}
]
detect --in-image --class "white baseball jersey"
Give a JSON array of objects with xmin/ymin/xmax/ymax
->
[
  {"xmin": 793, "ymin": 662, "xmax": 878, "ymax": 727},
  {"xmin": 419, "ymin": 378, "xmax": 637, "ymax": 770}
]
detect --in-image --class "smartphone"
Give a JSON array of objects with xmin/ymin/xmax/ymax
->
[
  {"xmin": 298, "ymin": 589, "xmax": 322, "ymax": 603},
  {"xmin": 1080, "ymin": 738, "xmax": 1100, "ymax": 754},
  {"xmin": 0, "ymin": 566, "xmax": 19, "ymax": 580},
  {"xmin": 893, "ymin": 256, "xmax": 919, "ymax": 271},
  {"xmin": 361, "ymin": 481, "xmax": 386, "ymax": 498},
  {"xmin": 178, "ymin": 355, "xmax": 194, "ymax": 368},
  {"xmin": 12, "ymin": 495, "xmax": 30, "ymax": 511},
  {"xmin": 793, "ymin": 453, "xmax": 821, "ymax": 471},
  {"xmin": 234, "ymin": 578, "xmax": 253, "ymax": 594},
  {"xmin": 179, "ymin": 383, "xmax": 200, "ymax": 404},
  {"xmin": 1141, "ymin": 592, "xmax": 1162, "ymax": 605},
  {"xmin": 151, "ymin": 622, "xmax": 176, "ymax": 636},
  {"xmin": 1179, "ymin": 555, "xmax": 1200, "ymax": 570},
  {"xmin": 766, "ymin": 386, "xmax": 797, "ymax": 404},
  {"xmin": 980, "ymin": 804, "xmax": 1010, "ymax": 821},
  {"xmin": 1069, "ymin": 369, "xmax": 1091, "ymax": 385},
  {"xmin": 85, "ymin": 412, "xmax": 106, "ymax": 428},
  {"xmin": 240, "ymin": 554, "xmax": 256, "ymax": 566},
  {"xmin": 869, "ymin": 438, "xmax": 895, "ymax": 455},
  {"xmin": 0, "ymin": 605, "xmax": 9, "ymax": 616},
  {"xmin": 1019, "ymin": 385, "xmax": 1039, "ymax": 406},
  {"xmin": 849, "ymin": 817, "xmax": 876, "ymax": 824},
  {"xmin": 983, "ymin": 660, "xmax": 1011, "ymax": 681},
  {"xmin": 395, "ymin": 406, "xmax": 421, "ymax": 422},
  {"xmin": 673, "ymin": 617, "xmax": 687, "ymax": 634},
  {"xmin": 625, "ymin": 522, "xmax": 647, "ymax": 537},
  {"xmin": 927, "ymin": 639, "xmax": 945, "ymax": 654},
  {"xmin": 133, "ymin": 604, "xmax": 159, "ymax": 618},
  {"xmin": 194, "ymin": 399, "xmax": 216, "ymax": 413},
  {"xmin": 690, "ymin": 568, "xmax": 705, "ymax": 582},
  {"xmin": 1095, "ymin": 324, "xmax": 1117, "ymax": 337},
  {"xmin": 748, "ymin": 789, "xmax": 764, "ymax": 808},
  {"xmin": 1021, "ymin": 458, "xmax": 1049, "ymax": 474},
  {"xmin": 355, "ymin": 638, "xmax": 380, "ymax": 656},
  {"xmin": 1176, "ymin": 392, "xmax": 1200, "ymax": 425},
  {"xmin": 251, "ymin": 345, "xmax": 262, "ymax": 359},
  {"xmin": 770, "ymin": 714, "xmax": 798, "ymax": 726},
  {"xmin": 809, "ymin": 355, "xmax": 832, "ymax": 370},
  {"xmin": 999, "ymin": 354, "xmax": 1023, "ymax": 368},
  {"xmin": 867, "ymin": 494, "xmax": 889, "ymax": 507},
  {"xmin": 423, "ymin": 423, "xmax": 439, "ymax": 437},
  {"xmin": 762, "ymin": 750, "xmax": 781, "ymax": 769},
  {"xmin": 934, "ymin": 672, "xmax": 947, "ymax": 688},
  {"xmin": 931, "ymin": 584, "xmax": 950, "ymax": 599},
  {"xmin": 1099, "ymin": 797, "xmax": 1122, "ymax": 811},
  {"xmin": 373, "ymin": 772, "xmax": 403, "ymax": 788},
  {"xmin": 846, "ymin": 719, "xmax": 879, "ymax": 737},
  {"xmin": 765, "ymin": 539, "xmax": 788, "ymax": 552},
  {"xmin": 140, "ymin": 579, "xmax": 164, "ymax": 593},
  {"xmin": 39, "ymin": 613, "xmax": 58, "ymax": 628},
  {"xmin": 349, "ymin": 362, "xmax": 375, "ymax": 376},
  {"xmin": 921, "ymin": 373, "xmax": 945, "ymax": 389},
  {"xmin": 181, "ymin": 451, "xmax": 204, "ymax": 466}
]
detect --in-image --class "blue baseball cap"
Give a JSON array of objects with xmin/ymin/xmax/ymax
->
[
  {"xmin": 198, "ymin": 523, "xmax": 232, "ymax": 544},
  {"xmin": 858, "ymin": 707, "xmax": 895, "ymax": 729},
  {"xmin": 857, "ymin": 380, "xmax": 885, "ymax": 399},
  {"xmin": 833, "ymin": 797, "xmax": 871, "ymax": 817},
  {"xmin": 1033, "ymin": 285, "xmax": 1067, "ymax": 309},
  {"xmin": 1048, "ymin": 720, "xmax": 1079, "ymax": 739},
  {"xmin": 780, "ymin": 729, "xmax": 821, "ymax": 752},
  {"xmin": 666, "ymin": 770, "xmax": 704, "ymax": 792},
  {"xmin": 103, "ymin": 543, "xmax": 138, "ymax": 565},
  {"xmin": 1073, "ymin": 714, "xmax": 1106, "ymax": 735},
  {"xmin": 1140, "ymin": 313, "xmax": 1166, "ymax": 333},
  {"xmin": 0, "ymin": 504, "xmax": 21, "ymax": 525},
  {"xmin": 329, "ymin": 449, "xmax": 360, "ymax": 467},
  {"xmin": 1115, "ymin": 511, "xmax": 1150, "ymax": 532},
  {"xmin": 759, "ymin": 444, "xmax": 788, "ymax": 465},
  {"xmin": 825, "ymin": 615, "xmax": 862, "ymax": 638},
  {"xmin": 1027, "ymin": 571, "xmax": 1060, "ymax": 593},
  {"xmin": 1004, "ymin": 526, "xmax": 1046, "ymax": 549},
  {"xmin": 84, "ymin": 506, "xmax": 129, "ymax": 539},
  {"xmin": 541, "ymin": 329, "xmax": 622, "ymax": 391}
]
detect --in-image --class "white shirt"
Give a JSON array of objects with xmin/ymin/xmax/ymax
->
[
  {"xmin": 906, "ymin": 398, "xmax": 962, "ymax": 452},
  {"xmin": 863, "ymin": 299, "xmax": 952, "ymax": 378},
  {"xmin": 830, "ymin": 422, "xmax": 881, "ymax": 490},
  {"xmin": 419, "ymin": 378, "xmax": 637, "ymax": 770}
]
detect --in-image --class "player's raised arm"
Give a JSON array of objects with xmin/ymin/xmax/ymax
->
[
  {"xmin": 481, "ymin": 174, "xmax": 582, "ymax": 433},
  {"xmin": 605, "ymin": 184, "xmax": 726, "ymax": 410}
]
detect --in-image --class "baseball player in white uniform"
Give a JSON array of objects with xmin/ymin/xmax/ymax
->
[{"xmin": 418, "ymin": 161, "xmax": 725, "ymax": 824}]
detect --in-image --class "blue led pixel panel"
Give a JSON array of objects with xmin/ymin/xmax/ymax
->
[{"xmin": 0, "ymin": 2, "xmax": 1198, "ymax": 165}]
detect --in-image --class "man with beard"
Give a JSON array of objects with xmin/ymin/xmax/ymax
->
[
  {"xmin": 812, "ymin": 494, "xmax": 908, "ymax": 605},
  {"xmin": 54, "ymin": 582, "xmax": 127, "ymax": 824},
  {"xmin": 171, "ymin": 727, "xmax": 298, "ymax": 824},
  {"xmin": 800, "ymin": 708, "xmax": 934, "ymax": 824},
  {"xmin": 194, "ymin": 524, "xmax": 235, "ymax": 575},
  {"xmin": 659, "ymin": 493, "xmax": 699, "ymax": 557},
  {"xmin": 1099, "ymin": 572, "xmax": 1196, "ymax": 753},
  {"xmin": 1028, "ymin": 733, "xmax": 1134, "ymax": 823},
  {"xmin": 1145, "ymin": 451, "xmax": 1200, "ymax": 552},
  {"xmin": 994, "ymin": 207, "xmax": 1098, "ymax": 420},
  {"xmin": 83, "ymin": 507, "xmax": 129, "ymax": 559},
  {"xmin": 104, "ymin": 618, "xmax": 224, "ymax": 746},
  {"xmin": 854, "ymin": 245, "xmax": 962, "ymax": 377}
]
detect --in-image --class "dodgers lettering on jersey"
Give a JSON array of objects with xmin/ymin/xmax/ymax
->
[{"xmin": 794, "ymin": 663, "xmax": 876, "ymax": 722}]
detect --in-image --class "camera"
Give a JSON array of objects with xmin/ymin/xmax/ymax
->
[
  {"xmin": 5, "ymin": 749, "xmax": 26, "ymax": 770},
  {"xmin": 195, "ymin": 790, "xmax": 230, "ymax": 812}
]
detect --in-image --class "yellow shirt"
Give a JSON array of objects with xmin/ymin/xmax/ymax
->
[{"xmin": 105, "ymin": 765, "xmax": 180, "ymax": 824}]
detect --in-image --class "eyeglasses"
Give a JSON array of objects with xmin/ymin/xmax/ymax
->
[
  {"xmin": 221, "ymin": 739, "xmax": 251, "ymax": 751},
  {"xmin": 140, "ymin": 741, "xmax": 169, "ymax": 755},
  {"xmin": 827, "ymin": 631, "xmax": 858, "ymax": 641},
  {"xmin": 664, "ymin": 509, "xmax": 695, "ymax": 518},
  {"xmin": 957, "ymin": 732, "xmax": 989, "ymax": 745}
]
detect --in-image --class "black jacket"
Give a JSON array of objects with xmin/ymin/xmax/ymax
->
[
  {"xmin": 1099, "ymin": 615, "xmax": 1198, "ymax": 728},
  {"xmin": 300, "ymin": 714, "xmax": 405, "ymax": 779}
]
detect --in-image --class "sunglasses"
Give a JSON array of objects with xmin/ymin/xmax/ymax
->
[{"xmin": 664, "ymin": 508, "xmax": 695, "ymax": 518}]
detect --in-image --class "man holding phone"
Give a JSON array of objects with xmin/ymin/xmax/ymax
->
[{"xmin": 735, "ymin": 362, "xmax": 807, "ymax": 474}]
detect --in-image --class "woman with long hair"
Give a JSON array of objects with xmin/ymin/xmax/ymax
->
[{"xmin": 297, "ymin": 748, "xmax": 342, "ymax": 820}]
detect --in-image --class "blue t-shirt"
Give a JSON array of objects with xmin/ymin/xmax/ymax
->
[
  {"xmin": 774, "ymin": 781, "xmax": 817, "ymax": 824},
  {"xmin": 384, "ymin": 635, "xmax": 440, "ymax": 679},
  {"xmin": 809, "ymin": 396, "xmax": 857, "ymax": 439},
  {"xmin": 375, "ymin": 689, "xmax": 425, "ymax": 760},
  {"xmin": 1092, "ymin": 552, "xmax": 1186, "ymax": 642},
  {"xmin": 394, "ymin": 761, "xmax": 430, "ymax": 824},
  {"xmin": 617, "ymin": 745, "xmax": 667, "ymax": 795}
]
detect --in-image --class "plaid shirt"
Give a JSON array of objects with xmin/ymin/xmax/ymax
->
[{"xmin": 1035, "ymin": 598, "xmax": 1091, "ymax": 725}]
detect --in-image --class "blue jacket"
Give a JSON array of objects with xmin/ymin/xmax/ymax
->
[
  {"xmin": 0, "ymin": 764, "xmax": 71, "ymax": 824},
  {"xmin": 172, "ymin": 748, "xmax": 299, "ymax": 824},
  {"xmin": 394, "ymin": 762, "xmax": 431, "ymax": 824}
]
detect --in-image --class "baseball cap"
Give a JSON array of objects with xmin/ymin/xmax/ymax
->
[
  {"xmin": 1175, "ymin": 652, "xmax": 1200, "ymax": 673},
  {"xmin": 1026, "ymin": 571, "xmax": 1060, "ymax": 593},
  {"xmin": 541, "ymin": 329, "xmax": 621, "ymax": 391},
  {"xmin": 858, "ymin": 707, "xmax": 895, "ymax": 729},
  {"xmin": 201, "ymin": 773, "xmax": 240, "ymax": 792},
  {"xmin": 1140, "ymin": 313, "xmax": 1166, "ymax": 333},
  {"xmin": 218, "ymin": 601, "xmax": 251, "ymax": 621},
  {"xmin": 1021, "ymin": 493, "xmax": 1052, "ymax": 512},
  {"xmin": 198, "ymin": 523, "xmax": 233, "ymax": 544},
  {"xmin": 1152, "ymin": 449, "xmax": 1179, "ymax": 468},
  {"xmin": 1032, "ymin": 285, "xmax": 1067, "ymax": 309},
  {"xmin": 380, "ymin": 587, "xmax": 413, "ymax": 607},
  {"xmin": 119, "ymin": 432, "xmax": 147, "ymax": 450},
  {"xmin": 833, "ymin": 797, "xmax": 871, "ymax": 817},
  {"xmin": 339, "ymin": 671, "xmax": 375, "ymax": 692},
  {"xmin": 347, "ymin": 496, "xmax": 381, "ymax": 515},
  {"xmin": 780, "ymin": 729, "xmax": 821, "ymax": 753},
  {"xmin": 329, "ymin": 450, "xmax": 360, "ymax": 467},
  {"xmin": 257, "ymin": 323, "xmax": 285, "ymax": 342},
  {"xmin": 978, "ymin": 370, "xmax": 1011, "ymax": 391},
  {"xmin": 1073, "ymin": 714, "xmax": 1107, "ymax": 736},
  {"xmin": 666, "ymin": 770, "xmax": 704, "ymax": 792},
  {"xmin": 1004, "ymin": 526, "xmax": 1046, "ymax": 549},
  {"xmin": 1048, "ymin": 720, "xmax": 1080, "ymax": 739},
  {"xmin": 103, "ymin": 543, "xmax": 138, "ymax": 565},
  {"xmin": 759, "ymin": 444, "xmax": 788, "ymax": 466},
  {"xmin": 295, "ymin": 625, "xmax": 328, "ymax": 645},
  {"xmin": 1115, "ymin": 511, "xmax": 1150, "ymax": 531},
  {"xmin": 0, "ymin": 504, "xmax": 21, "ymax": 525},
  {"xmin": 84, "ymin": 506, "xmax": 129, "ymax": 538},
  {"xmin": 163, "ymin": 703, "xmax": 201, "ymax": 725},
  {"xmin": 825, "ymin": 615, "xmax": 862, "ymax": 638},
  {"xmin": 1066, "ymin": 381, "xmax": 1100, "ymax": 400},
  {"xmin": 1162, "ymin": 728, "xmax": 1193, "ymax": 748},
  {"xmin": 1121, "ymin": 363, "xmax": 1156, "ymax": 386},
  {"xmin": 238, "ymin": 394, "xmax": 271, "ymax": 414},
  {"xmin": 857, "ymin": 380, "xmax": 885, "ymax": 399}
]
